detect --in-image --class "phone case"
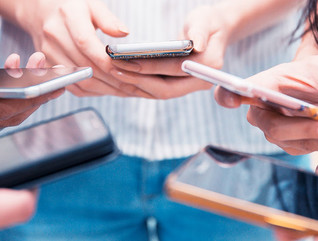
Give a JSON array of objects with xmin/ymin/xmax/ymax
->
[
  {"xmin": 165, "ymin": 145, "xmax": 318, "ymax": 235},
  {"xmin": 106, "ymin": 40, "xmax": 193, "ymax": 59},
  {"xmin": 0, "ymin": 108, "xmax": 119, "ymax": 188}
]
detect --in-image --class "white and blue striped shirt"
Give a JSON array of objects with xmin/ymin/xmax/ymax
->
[{"xmin": 0, "ymin": 0, "xmax": 301, "ymax": 160}]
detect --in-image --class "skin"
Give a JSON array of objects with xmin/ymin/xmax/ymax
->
[
  {"xmin": 0, "ymin": 0, "xmax": 302, "ymax": 99},
  {"xmin": 0, "ymin": 52, "xmax": 64, "ymax": 229},
  {"xmin": 214, "ymin": 28, "xmax": 318, "ymax": 156}
]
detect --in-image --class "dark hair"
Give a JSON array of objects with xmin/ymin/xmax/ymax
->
[{"xmin": 302, "ymin": 0, "xmax": 318, "ymax": 43}]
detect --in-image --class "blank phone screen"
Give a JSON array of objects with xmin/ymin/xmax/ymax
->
[{"xmin": 175, "ymin": 146, "xmax": 318, "ymax": 220}]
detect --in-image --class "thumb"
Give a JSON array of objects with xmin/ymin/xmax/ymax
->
[
  {"xmin": 88, "ymin": 0, "xmax": 129, "ymax": 37},
  {"xmin": 184, "ymin": 6, "xmax": 214, "ymax": 52}
]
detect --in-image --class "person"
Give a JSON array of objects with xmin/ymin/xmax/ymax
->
[
  {"xmin": 0, "ymin": 0, "xmax": 309, "ymax": 240},
  {"xmin": 213, "ymin": 0, "xmax": 318, "ymax": 156},
  {"xmin": 0, "ymin": 52, "xmax": 64, "ymax": 229}
]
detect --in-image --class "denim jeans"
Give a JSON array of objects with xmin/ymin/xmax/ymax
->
[{"xmin": 0, "ymin": 153, "xmax": 310, "ymax": 241}]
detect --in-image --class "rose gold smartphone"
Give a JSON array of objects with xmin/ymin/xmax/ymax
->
[
  {"xmin": 165, "ymin": 145, "xmax": 318, "ymax": 236},
  {"xmin": 106, "ymin": 40, "xmax": 193, "ymax": 59},
  {"xmin": 182, "ymin": 60, "xmax": 318, "ymax": 120}
]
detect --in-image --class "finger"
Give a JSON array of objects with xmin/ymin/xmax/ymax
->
[
  {"xmin": 0, "ymin": 189, "xmax": 37, "ymax": 228},
  {"xmin": 88, "ymin": 0, "xmax": 129, "ymax": 37},
  {"xmin": 0, "ymin": 89, "xmax": 64, "ymax": 122},
  {"xmin": 279, "ymin": 139, "xmax": 318, "ymax": 155},
  {"xmin": 110, "ymin": 68, "xmax": 212, "ymax": 99},
  {"xmin": 214, "ymin": 86, "xmax": 242, "ymax": 108},
  {"xmin": 4, "ymin": 54, "xmax": 20, "ymax": 68},
  {"xmin": 60, "ymin": 1, "xmax": 120, "ymax": 70},
  {"xmin": 41, "ymin": 13, "xmax": 129, "ymax": 95},
  {"xmin": 39, "ymin": 41, "xmax": 128, "ymax": 97},
  {"xmin": 111, "ymin": 56, "xmax": 189, "ymax": 76},
  {"xmin": 247, "ymin": 106, "xmax": 318, "ymax": 141},
  {"xmin": 184, "ymin": 6, "xmax": 214, "ymax": 52},
  {"xmin": 71, "ymin": 76, "xmax": 132, "ymax": 97},
  {"xmin": 0, "ymin": 106, "xmax": 40, "ymax": 128},
  {"xmin": 26, "ymin": 52, "xmax": 46, "ymax": 68}
]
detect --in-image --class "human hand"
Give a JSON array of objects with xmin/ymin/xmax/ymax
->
[
  {"xmin": 109, "ymin": 4, "xmax": 235, "ymax": 99},
  {"xmin": 16, "ymin": 0, "xmax": 137, "ymax": 97},
  {"xmin": 0, "ymin": 189, "xmax": 37, "ymax": 228},
  {"xmin": 1, "ymin": 52, "xmax": 64, "ymax": 128},
  {"xmin": 274, "ymin": 227, "xmax": 315, "ymax": 241},
  {"xmin": 214, "ymin": 56, "xmax": 318, "ymax": 155}
]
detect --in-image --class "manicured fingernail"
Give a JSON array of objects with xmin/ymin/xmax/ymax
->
[
  {"xmin": 112, "ymin": 60, "xmax": 141, "ymax": 72},
  {"xmin": 117, "ymin": 23, "xmax": 129, "ymax": 34}
]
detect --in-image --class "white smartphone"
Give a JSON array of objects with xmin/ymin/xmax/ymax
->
[
  {"xmin": 165, "ymin": 145, "xmax": 318, "ymax": 236},
  {"xmin": 106, "ymin": 40, "xmax": 193, "ymax": 59},
  {"xmin": 0, "ymin": 67, "xmax": 92, "ymax": 99},
  {"xmin": 182, "ymin": 60, "xmax": 318, "ymax": 120}
]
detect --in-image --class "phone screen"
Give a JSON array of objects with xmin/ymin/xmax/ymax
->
[
  {"xmin": 0, "ymin": 110, "xmax": 109, "ymax": 174},
  {"xmin": 0, "ymin": 67, "xmax": 89, "ymax": 88},
  {"xmin": 174, "ymin": 146, "xmax": 318, "ymax": 221}
]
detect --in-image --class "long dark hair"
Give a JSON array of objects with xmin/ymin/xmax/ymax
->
[{"xmin": 302, "ymin": 0, "xmax": 318, "ymax": 43}]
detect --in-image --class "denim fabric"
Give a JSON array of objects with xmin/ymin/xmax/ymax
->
[{"xmin": 0, "ymin": 153, "xmax": 310, "ymax": 241}]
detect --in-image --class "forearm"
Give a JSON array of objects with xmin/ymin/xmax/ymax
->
[{"xmin": 221, "ymin": 0, "xmax": 305, "ymax": 44}]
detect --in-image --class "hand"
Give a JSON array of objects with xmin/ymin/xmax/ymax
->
[
  {"xmin": 1, "ymin": 52, "xmax": 64, "ymax": 128},
  {"xmin": 0, "ymin": 189, "xmax": 37, "ymax": 228},
  {"xmin": 16, "ymin": 0, "xmax": 136, "ymax": 97},
  {"xmin": 274, "ymin": 227, "xmax": 314, "ymax": 241},
  {"xmin": 214, "ymin": 56, "xmax": 318, "ymax": 155},
  {"xmin": 109, "ymin": 4, "xmax": 234, "ymax": 99}
]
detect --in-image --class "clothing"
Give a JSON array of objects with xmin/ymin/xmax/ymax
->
[
  {"xmin": 0, "ymin": 0, "xmax": 301, "ymax": 160},
  {"xmin": 0, "ymin": 153, "xmax": 309, "ymax": 241},
  {"xmin": 0, "ymin": 0, "xmax": 309, "ymax": 240}
]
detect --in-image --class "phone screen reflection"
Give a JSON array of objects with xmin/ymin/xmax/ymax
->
[{"xmin": 176, "ymin": 146, "xmax": 318, "ymax": 220}]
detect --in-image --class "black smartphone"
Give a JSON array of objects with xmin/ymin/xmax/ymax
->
[
  {"xmin": 106, "ymin": 40, "xmax": 193, "ymax": 59},
  {"xmin": 0, "ymin": 108, "xmax": 119, "ymax": 188},
  {"xmin": 165, "ymin": 145, "xmax": 318, "ymax": 235}
]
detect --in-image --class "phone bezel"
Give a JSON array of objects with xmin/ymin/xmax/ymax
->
[
  {"xmin": 165, "ymin": 145, "xmax": 318, "ymax": 235},
  {"xmin": 0, "ymin": 67, "xmax": 92, "ymax": 99}
]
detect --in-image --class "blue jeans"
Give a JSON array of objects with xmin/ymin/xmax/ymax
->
[{"xmin": 0, "ymin": 153, "xmax": 310, "ymax": 241}]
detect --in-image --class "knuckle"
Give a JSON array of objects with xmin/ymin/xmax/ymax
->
[{"xmin": 74, "ymin": 34, "xmax": 91, "ymax": 50}]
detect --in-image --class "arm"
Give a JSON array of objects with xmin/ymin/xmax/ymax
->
[{"xmin": 110, "ymin": 0, "xmax": 305, "ymax": 99}]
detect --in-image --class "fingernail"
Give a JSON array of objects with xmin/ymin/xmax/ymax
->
[
  {"xmin": 38, "ymin": 56, "xmax": 46, "ymax": 68},
  {"xmin": 117, "ymin": 23, "xmax": 129, "ymax": 34},
  {"xmin": 112, "ymin": 60, "xmax": 141, "ymax": 72}
]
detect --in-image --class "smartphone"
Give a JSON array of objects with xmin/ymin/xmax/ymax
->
[
  {"xmin": 106, "ymin": 40, "xmax": 193, "ymax": 59},
  {"xmin": 182, "ymin": 60, "xmax": 318, "ymax": 120},
  {"xmin": 0, "ymin": 108, "xmax": 119, "ymax": 188},
  {"xmin": 165, "ymin": 145, "xmax": 318, "ymax": 235},
  {"xmin": 0, "ymin": 67, "xmax": 92, "ymax": 99}
]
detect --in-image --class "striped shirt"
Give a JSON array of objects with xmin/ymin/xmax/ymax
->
[{"xmin": 0, "ymin": 0, "xmax": 301, "ymax": 160}]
